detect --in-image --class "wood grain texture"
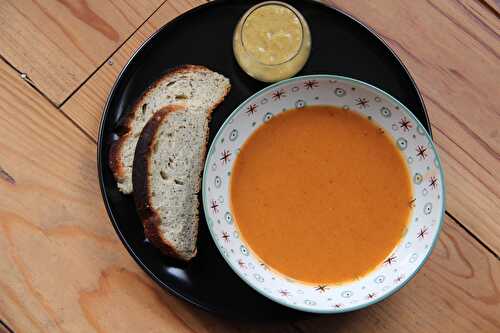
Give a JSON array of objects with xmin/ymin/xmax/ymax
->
[
  {"xmin": 319, "ymin": 0, "xmax": 500, "ymax": 254},
  {"xmin": 481, "ymin": 0, "xmax": 499, "ymax": 13},
  {"xmin": 61, "ymin": 0, "xmax": 207, "ymax": 140},
  {"xmin": 1, "ymin": 71, "xmax": 498, "ymax": 331},
  {"xmin": 2, "ymin": 55, "xmax": 499, "ymax": 331},
  {"xmin": 2, "ymin": 1, "xmax": 499, "ymax": 332},
  {"xmin": 0, "ymin": 0, "xmax": 164, "ymax": 105},
  {"xmin": 0, "ymin": 55, "xmax": 300, "ymax": 333}
]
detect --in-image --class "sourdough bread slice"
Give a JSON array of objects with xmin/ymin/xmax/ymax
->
[
  {"xmin": 133, "ymin": 105, "xmax": 210, "ymax": 261},
  {"xmin": 110, "ymin": 65, "xmax": 230, "ymax": 194}
]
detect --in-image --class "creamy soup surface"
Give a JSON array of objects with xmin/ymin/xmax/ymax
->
[{"xmin": 230, "ymin": 105, "xmax": 413, "ymax": 284}]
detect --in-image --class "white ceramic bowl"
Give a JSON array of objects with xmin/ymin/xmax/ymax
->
[{"xmin": 202, "ymin": 75, "xmax": 445, "ymax": 313}]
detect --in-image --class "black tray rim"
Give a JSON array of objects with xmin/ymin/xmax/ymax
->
[{"xmin": 97, "ymin": 0, "xmax": 431, "ymax": 316}]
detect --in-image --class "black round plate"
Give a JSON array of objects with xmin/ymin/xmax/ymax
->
[{"xmin": 98, "ymin": 0, "xmax": 430, "ymax": 319}]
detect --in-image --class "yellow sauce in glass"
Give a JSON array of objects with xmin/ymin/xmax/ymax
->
[
  {"xmin": 233, "ymin": 2, "xmax": 311, "ymax": 82},
  {"xmin": 242, "ymin": 5, "xmax": 302, "ymax": 65}
]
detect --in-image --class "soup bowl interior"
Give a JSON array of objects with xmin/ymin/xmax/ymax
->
[{"xmin": 202, "ymin": 75, "xmax": 444, "ymax": 313}]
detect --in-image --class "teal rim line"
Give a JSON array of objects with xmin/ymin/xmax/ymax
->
[{"xmin": 201, "ymin": 74, "xmax": 446, "ymax": 314}]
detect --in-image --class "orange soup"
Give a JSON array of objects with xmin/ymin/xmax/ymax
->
[{"xmin": 230, "ymin": 105, "xmax": 413, "ymax": 284}]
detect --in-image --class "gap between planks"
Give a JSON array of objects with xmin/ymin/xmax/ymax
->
[
  {"xmin": 476, "ymin": 0, "xmax": 500, "ymax": 17},
  {"xmin": 57, "ymin": 0, "xmax": 171, "ymax": 109},
  {"xmin": 0, "ymin": 319, "xmax": 15, "ymax": 333},
  {"xmin": 447, "ymin": 211, "xmax": 500, "ymax": 260},
  {"xmin": 0, "ymin": 54, "xmax": 96, "ymax": 145},
  {"xmin": 0, "ymin": 0, "xmax": 171, "ymax": 144}
]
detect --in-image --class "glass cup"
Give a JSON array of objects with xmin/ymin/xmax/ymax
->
[{"xmin": 233, "ymin": 1, "xmax": 311, "ymax": 82}]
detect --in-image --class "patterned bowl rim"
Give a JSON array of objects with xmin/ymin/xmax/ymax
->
[{"xmin": 202, "ymin": 74, "xmax": 445, "ymax": 313}]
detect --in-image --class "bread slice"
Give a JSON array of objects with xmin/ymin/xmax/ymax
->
[
  {"xmin": 133, "ymin": 105, "xmax": 211, "ymax": 261},
  {"xmin": 109, "ymin": 65, "xmax": 231, "ymax": 194}
]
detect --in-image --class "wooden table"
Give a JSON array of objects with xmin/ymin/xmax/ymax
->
[{"xmin": 0, "ymin": 1, "xmax": 498, "ymax": 332}]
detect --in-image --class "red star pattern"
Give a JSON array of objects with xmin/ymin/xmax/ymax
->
[
  {"xmin": 355, "ymin": 98, "xmax": 369, "ymax": 108},
  {"xmin": 315, "ymin": 285, "xmax": 328, "ymax": 293},
  {"xmin": 237, "ymin": 259, "xmax": 246, "ymax": 268},
  {"xmin": 272, "ymin": 89, "xmax": 286, "ymax": 100},
  {"xmin": 220, "ymin": 150, "xmax": 231, "ymax": 164},
  {"xmin": 416, "ymin": 145, "xmax": 428, "ymax": 160},
  {"xmin": 429, "ymin": 176, "xmax": 438, "ymax": 189},
  {"xmin": 246, "ymin": 103, "xmax": 257, "ymax": 115},
  {"xmin": 279, "ymin": 290, "xmax": 290, "ymax": 297},
  {"xmin": 384, "ymin": 254, "xmax": 397, "ymax": 265},
  {"xmin": 210, "ymin": 200, "xmax": 219, "ymax": 214},
  {"xmin": 399, "ymin": 117, "xmax": 413, "ymax": 131},
  {"xmin": 417, "ymin": 226, "xmax": 429, "ymax": 240},
  {"xmin": 222, "ymin": 231, "xmax": 230, "ymax": 242},
  {"xmin": 304, "ymin": 80, "xmax": 319, "ymax": 89},
  {"xmin": 409, "ymin": 198, "xmax": 416, "ymax": 208},
  {"xmin": 367, "ymin": 293, "xmax": 376, "ymax": 299}
]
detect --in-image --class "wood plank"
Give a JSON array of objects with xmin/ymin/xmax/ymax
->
[
  {"xmin": 0, "ymin": 0, "xmax": 164, "ymax": 105},
  {"xmin": 2, "ymin": 2, "xmax": 498, "ymax": 332},
  {"xmin": 2, "ymin": 71, "xmax": 499, "ymax": 332},
  {"xmin": 62, "ymin": 0, "xmax": 500, "ymax": 254},
  {"xmin": 61, "ymin": 0, "xmax": 206, "ymax": 139},
  {"xmin": 0, "ymin": 33, "xmax": 498, "ymax": 333},
  {"xmin": 0, "ymin": 57, "xmax": 299, "ymax": 333}
]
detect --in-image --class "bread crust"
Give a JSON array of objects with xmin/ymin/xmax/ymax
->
[
  {"xmin": 109, "ymin": 64, "xmax": 230, "ymax": 193},
  {"xmin": 108, "ymin": 132, "xmax": 129, "ymax": 181},
  {"xmin": 133, "ymin": 100, "xmax": 219, "ymax": 261},
  {"xmin": 132, "ymin": 105, "xmax": 191, "ymax": 260}
]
